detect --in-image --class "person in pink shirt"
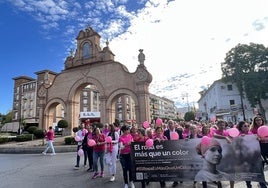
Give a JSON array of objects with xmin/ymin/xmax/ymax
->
[
  {"xmin": 237, "ymin": 121, "xmax": 252, "ymax": 136},
  {"xmin": 250, "ymin": 116, "xmax": 268, "ymax": 188},
  {"xmin": 182, "ymin": 122, "xmax": 191, "ymax": 139},
  {"xmin": 213, "ymin": 120, "xmax": 231, "ymax": 143},
  {"xmin": 42, "ymin": 126, "xmax": 56, "ymax": 155},
  {"xmin": 213, "ymin": 120, "xmax": 233, "ymax": 188},
  {"xmin": 102, "ymin": 123, "xmax": 110, "ymax": 136},
  {"xmin": 153, "ymin": 126, "xmax": 167, "ymax": 188},
  {"xmin": 91, "ymin": 127, "xmax": 106, "ymax": 179},
  {"xmin": 130, "ymin": 125, "xmax": 139, "ymax": 142},
  {"xmin": 153, "ymin": 126, "xmax": 167, "ymax": 142},
  {"xmin": 119, "ymin": 125, "xmax": 135, "ymax": 188}
]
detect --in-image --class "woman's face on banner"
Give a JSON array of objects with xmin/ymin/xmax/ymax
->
[{"xmin": 204, "ymin": 145, "xmax": 222, "ymax": 165}]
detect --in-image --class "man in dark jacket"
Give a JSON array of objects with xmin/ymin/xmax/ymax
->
[{"xmin": 163, "ymin": 120, "xmax": 183, "ymax": 187}]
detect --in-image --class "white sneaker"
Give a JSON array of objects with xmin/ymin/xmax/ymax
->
[
  {"xmin": 130, "ymin": 181, "xmax": 135, "ymax": 188},
  {"xmin": 42, "ymin": 152, "xmax": 46, "ymax": 155},
  {"xmin": 110, "ymin": 176, "xmax": 115, "ymax": 182},
  {"xmin": 124, "ymin": 184, "xmax": 128, "ymax": 188},
  {"xmin": 50, "ymin": 153, "xmax": 56, "ymax": 156}
]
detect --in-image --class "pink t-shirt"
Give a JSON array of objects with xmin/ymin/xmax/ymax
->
[
  {"xmin": 46, "ymin": 130, "xmax": 54, "ymax": 141},
  {"xmin": 239, "ymin": 131, "xmax": 253, "ymax": 136},
  {"xmin": 119, "ymin": 134, "xmax": 133, "ymax": 154},
  {"xmin": 214, "ymin": 129, "xmax": 229, "ymax": 136},
  {"xmin": 250, "ymin": 127, "xmax": 258, "ymax": 134}
]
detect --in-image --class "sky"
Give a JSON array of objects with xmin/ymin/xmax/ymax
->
[{"xmin": 1, "ymin": 0, "xmax": 268, "ymax": 114}]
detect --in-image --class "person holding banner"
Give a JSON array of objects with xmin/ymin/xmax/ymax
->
[
  {"xmin": 213, "ymin": 120, "xmax": 234, "ymax": 188},
  {"xmin": 164, "ymin": 120, "xmax": 183, "ymax": 187},
  {"xmin": 154, "ymin": 126, "xmax": 168, "ymax": 188},
  {"xmin": 119, "ymin": 125, "xmax": 135, "ymax": 188},
  {"xmin": 136, "ymin": 128, "xmax": 149, "ymax": 188},
  {"xmin": 250, "ymin": 116, "xmax": 268, "ymax": 188}
]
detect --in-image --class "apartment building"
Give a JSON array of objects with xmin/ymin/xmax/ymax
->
[{"xmin": 197, "ymin": 79, "xmax": 268, "ymax": 123}]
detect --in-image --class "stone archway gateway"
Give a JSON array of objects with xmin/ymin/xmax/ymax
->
[{"xmin": 37, "ymin": 27, "xmax": 152, "ymax": 135}]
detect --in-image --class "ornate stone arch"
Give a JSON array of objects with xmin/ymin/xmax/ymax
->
[
  {"xmin": 68, "ymin": 76, "xmax": 106, "ymax": 100},
  {"xmin": 106, "ymin": 88, "xmax": 138, "ymax": 107},
  {"xmin": 36, "ymin": 27, "xmax": 152, "ymax": 135},
  {"xmin": 64, "ymin": 76, "xmax": 106, "ymax": 130},
  {"xmin": 106, "ymin": 88, "xmax": 139, "ymax": 124},
  {"xmin": 43, "ymin": 98, "xmax": 67, "ymax": 130}
]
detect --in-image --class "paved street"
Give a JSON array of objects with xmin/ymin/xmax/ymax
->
[{"xmin": 1, "ymin": 151, "xmax": 267, "ymax": 188}]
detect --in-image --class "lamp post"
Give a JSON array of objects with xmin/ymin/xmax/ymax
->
[
  {"xmin": 18, "ymin": 96, "xmax": 27, "ymax": 135},
  {"xmin": 204, "ymin": 102, "xmax": 208, "ymax": 121},
  {"xmin": 182, "ymin": 93, "xmax": 190, "ymax": 112}
]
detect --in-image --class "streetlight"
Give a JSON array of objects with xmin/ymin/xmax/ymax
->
[
  {"xmin": 182, "ymin": 93, "xmax": 190, "ymax": 112},
  {"xmin": 18, "ymin": 96, "xmax": 27, "ymax": 135}
]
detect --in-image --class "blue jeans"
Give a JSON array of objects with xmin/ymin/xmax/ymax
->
[
  {"xmin": 43, "ymin": 140, "xmax": 55, "ymax": 154},
  {"xmin": 93, "ymin": 150, "xmax": 105, "ymax": 172}
]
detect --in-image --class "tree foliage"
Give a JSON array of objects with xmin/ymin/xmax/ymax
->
[
  {"xmin": 221, "ymin": 43, "xmax": 268, "ymax": 121},
  {"xmin": 0, "ymin": 111, "xmax": 13, "ymax": 124},
  {"xmin": 57, "ymin": 119, "xmax": 69, "ymax": 129},
  {"xmin": 184, "ymin": 111, "xmax": 195, "ymax": 121}
]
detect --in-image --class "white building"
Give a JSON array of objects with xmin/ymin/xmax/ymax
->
[{"xmin": 197, "ymin": 79, "xmax": 268, "ymax": 123}]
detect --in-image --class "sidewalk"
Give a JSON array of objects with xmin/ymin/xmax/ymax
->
[{"xmin": 0, "ymin": 136, "xmax": 76, "ymax": 154}]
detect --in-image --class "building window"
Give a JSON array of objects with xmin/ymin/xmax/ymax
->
[
  {"xmin": 83, "ymin": 42, "xmax": 91, "ymax": 58},
  {"xmin": 227, "ymin": 85, "xmax": 233, "ymax": 91},
  {"xmin": 229, "ymin": 100, "xmax": 235, "ymax": 105},
  {"xmin": 83, "ymin": 99, "xmax": 88, "ymax": 104}
]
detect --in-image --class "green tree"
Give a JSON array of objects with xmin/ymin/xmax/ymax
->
[
  {"xmin": 57, "ymin": 119, "xmax": 69, "ymax": 129},
  {"xmin": 184, "ymin": 111, "xmax": 195, "ymax": 121},
  {"xmin": 1, "ymin": 111, "xmax": 13, "ymax": 124},
  {"xmin": 221, "ymin": 43, "xmax": 268, "ymax": 122}
]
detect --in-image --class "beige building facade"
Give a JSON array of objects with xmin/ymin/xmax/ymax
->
[{"xmin": 13, "ymin": 27, "xmax": 153, "ymax": 135}]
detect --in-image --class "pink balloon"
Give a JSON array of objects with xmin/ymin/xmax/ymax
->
[
  {"xmin": 106, "ymin": 136, "xmax": 112, "ymax": 143},
  {"xmin": 77, "ymin": 148, "xmax": 84, "ymax": 156},
  {"xmin": 227, "ymin": 128, "xmax": 239, "ymax": 138},
  {"xmin": 87, "ymin": 139, "xmax": 96, "ymax": 146},
  {"xmin": 257, "ymin": 125, "xmax": 268, "ymax": 138},
  {"xmin": 75, "ymin": 135, "xmax": 81, "ymax": 142},
  {"xmin": 145, "ymin": 139, "xmax": 154, "ymax": 148},
  {"xmin": 143, "ymin": 121, "xmax": 150, "ymax": 129},
  {"xmin": 156, "ymin": 118, "xmax": 163, "ymax": 126},
  {"xmin": 201, "ymin": 136, "xmax": 211, "ymax": 146},
  {"xmin": 170, "ymin": 132, "xmax": 179, "ymax": 140}
]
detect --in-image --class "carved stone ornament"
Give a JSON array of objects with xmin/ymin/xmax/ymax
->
[
  {"xmin": 136, "ymin": 69, "xmax": 147, "ymax": 81},
  {"xmin": 38, "ymin": 85, "xmax": 46, "ymax": 97}
]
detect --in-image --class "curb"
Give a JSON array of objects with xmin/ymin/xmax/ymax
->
[{"xmin": 0, "ymin": 145, "xmax": 77, "ymax": 154}]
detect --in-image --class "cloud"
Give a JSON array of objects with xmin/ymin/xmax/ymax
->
[
  {"xmin": 5, "ymin": 0, "xmax": 268, "ymax": 108},
  {"xmin": 252, "ymin": 19, "xmax": 266, "ymax": 31}
]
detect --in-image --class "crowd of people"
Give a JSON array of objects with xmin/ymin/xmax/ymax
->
[{"xmin": 70, "ymin": 114, "xmax": 268, "ymax": 188}]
